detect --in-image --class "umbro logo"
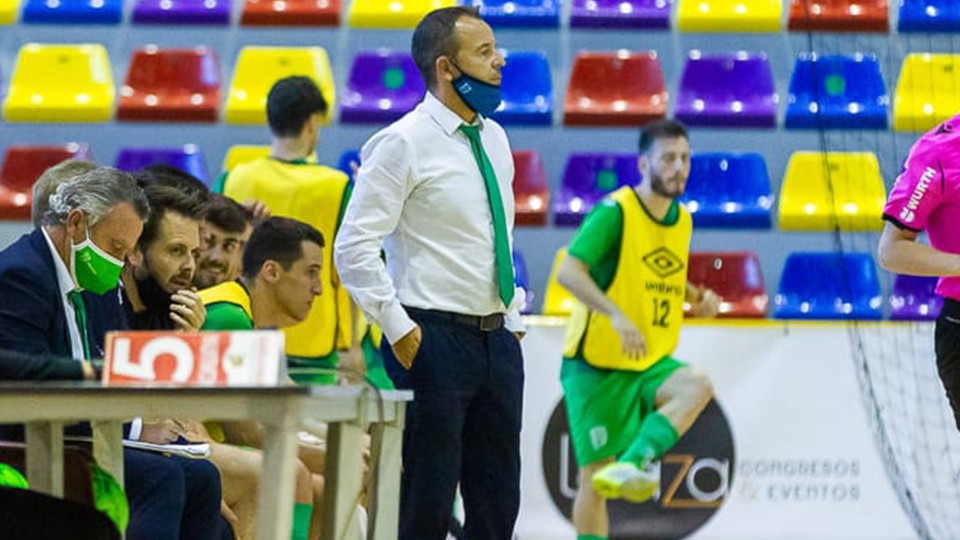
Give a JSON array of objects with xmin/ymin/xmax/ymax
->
[{"xmin": 643, "ymin": 247, "xmax": 685, "ymax": 279}]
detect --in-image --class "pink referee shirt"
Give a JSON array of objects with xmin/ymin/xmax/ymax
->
[{"xmin": 884, "ymin": 117, "xmax": 960, "ymax": 301}]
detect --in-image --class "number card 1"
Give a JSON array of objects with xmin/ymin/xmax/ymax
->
[{"xmin": 102, "ymin": 331, "xmax": 286, "ymax": 385}]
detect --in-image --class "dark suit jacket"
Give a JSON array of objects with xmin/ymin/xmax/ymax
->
[{"xmin": 0, "ymin": 229, "xmax": 127, "ymax": 380}]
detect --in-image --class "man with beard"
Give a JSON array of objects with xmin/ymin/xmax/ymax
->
[
  {"xmin": 194, "ymin": 195, "xmax": 254, "ymax": 290},
  {"xmin": 121, "ymin": 181, "xmax": 206, "ymax": 332},
  {"xmin": 555, "ymin": 120, "xmax": 720, "ymax": 540}
]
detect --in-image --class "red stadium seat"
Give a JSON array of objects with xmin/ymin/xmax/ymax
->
[
  {"xmin": 563, "ymin": 51, "xmax": 667, "ymax": 127},
  {"xmin": 788, "ymin": 0, "xmax": 888, "ymax": 32},
  {"xmin": 512, "ymin": 150, "xmax": 549, "ymax": 226},
  {"xmin": 117, "ymin": 46, "xmax": 221, "ymax": 123},
  {"xmin": 0, "ymin": 143, "xmax": 93, "ymax": 220},
  {"xmin": 240, "ymin": 0, "xmax": 341, "ymax": 26},
  {"xmin": 685, "ymin": 251, "xmax": 768, "ymax": 318}
]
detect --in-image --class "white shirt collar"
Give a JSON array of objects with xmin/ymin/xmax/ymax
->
[
  {"xmin": 423, "ymin": 91, "xmax": 485, "ymax": 137},
  {"xmin": 41, "ymin": 228, "xmax": 79, "ymax": 297}
]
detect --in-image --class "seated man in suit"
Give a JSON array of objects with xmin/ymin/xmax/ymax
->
[{"xmin": 0, "ymin": 167, "xmax": 226, "ymax": 540}]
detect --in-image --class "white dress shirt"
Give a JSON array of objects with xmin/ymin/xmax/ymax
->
[
  {"xmin": 42, "ymin": 229, "xmax": 141, "ymax": 440},
  {"xmin": 335, "ymin": 92, "xmax": 526, "ymax": 344}
]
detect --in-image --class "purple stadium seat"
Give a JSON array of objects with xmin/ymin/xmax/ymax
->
[
  {"xmin": 890, "ymin": 274, "xmax": 942, "ymax": 320},
  {"xmin": 553, "ymin": 153, "xmax": 639, "ymax": 226},
  {"xmin": 115, "ymin": 146, "xmax": 210, "ymax": 185},
  {"xmin": 132, "ymin": 0, "xmax": 232, "ymax": 25},
  {"xmin": 340, "ymin": 50, "xmax": 425, "ymax": 124},
  {"xmin": 570, "ymin": 0, "xmax": 670, "ymax": 29},
  {"xmin": 675, "ymin": 51, "xmax": 777, "ymax": 128}
]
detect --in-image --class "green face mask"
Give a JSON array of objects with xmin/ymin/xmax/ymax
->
[{"xmin": 71, "ymin": 226, "xmax": 124, "ymax": 295}]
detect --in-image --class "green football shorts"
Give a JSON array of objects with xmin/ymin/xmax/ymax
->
[{"xmin": 561, "ymin": 355, "xmax": 686, "ymax": 467}]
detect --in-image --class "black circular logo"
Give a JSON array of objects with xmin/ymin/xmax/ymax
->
[{"xmin": 542, "ymin": 398, "xmax": 735, "ymax": 540}]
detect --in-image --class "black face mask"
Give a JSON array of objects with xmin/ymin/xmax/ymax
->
[{"xmin": 127, "ymin": 274, "xmax": 175, "ymax": 331}]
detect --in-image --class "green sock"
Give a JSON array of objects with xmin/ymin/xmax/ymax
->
[
  {"xmin": 578, "ymin": 535, "xmax": 608, "ymax": 540},
  {"xmin": 290, "ymin": 502, "xmax": 313, "ymax": 540},
  {"xmin": 621, "ymin": 412, "xmax": 679, "ymax": 467}
]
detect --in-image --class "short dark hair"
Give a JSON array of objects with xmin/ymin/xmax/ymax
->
[
  {"xmin": 137, "ymin": 182, "xmax": 206, "ymax": 250},
  {"xmin": 137, "ymin": 164, "xmax": 210, "ymax": 200},
  {"xmin": 267, "ymin": 76, "xmax": 328, "ymax": 138},
  {"xmin": 638, "ymin": 119, "xmax": 689, "ymax": 155},
  {"xmin": 411, "ymin": 6, "xmax": 482, "ymax": 89},
  {"xmin": 242, "ymin": 217, "xmax": 325, "ymax": 280},
  {"xmin": 203, "ymin": 194, "xmax": 252, "ymax": 235}
]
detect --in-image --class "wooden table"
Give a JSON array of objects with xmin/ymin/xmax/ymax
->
[{"xmin": 0, "ymin": 382, "xmax": 412, "ymax": 540}]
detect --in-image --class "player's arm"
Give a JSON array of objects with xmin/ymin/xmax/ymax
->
[
  {"xmin": 878, "ymin": 222, "xmax": 960, "ymax": 277},
  {"xmin": 557, "ymin": 254, "xmax": 645, "ymax": 359}
]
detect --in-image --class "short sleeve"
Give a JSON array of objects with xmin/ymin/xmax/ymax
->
[
  {"xmin": 884, "ymin": 141, "xmax": 946, "ymax": 232},
  {"xmin": 567, "ymin": 200, "xmax": 624, "ymax": 269}
]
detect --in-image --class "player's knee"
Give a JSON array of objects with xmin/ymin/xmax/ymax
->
[
  {"xmin": 687, "ymin": 370, "xmax": 713, "ymax": 407},
  {"xmin": 295, "ymin": 460, "xmax": 313, "ymax": 502}
]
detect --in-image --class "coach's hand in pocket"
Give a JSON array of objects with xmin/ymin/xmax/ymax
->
[{"xmin": 392, "ymin": 325, "xmax": 422, "ymax": 370}]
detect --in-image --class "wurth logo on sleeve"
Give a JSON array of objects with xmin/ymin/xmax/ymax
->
[{"xmin": 898, "ymin": 166, "xmax": 937, "ymax": 223}]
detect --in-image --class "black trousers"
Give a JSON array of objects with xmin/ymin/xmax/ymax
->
[
  {"xmin": 936, "ymin": 298, "xmax": 960, "ymax": 431},
  {"xmin": 0, "ymin": 486, "xmax": 120, "ymax": 540},
  {"xmin": 383, "ymin": 309, "xmax": 524, "ymax": 540}
]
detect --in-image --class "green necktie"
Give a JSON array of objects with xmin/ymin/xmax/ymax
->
[
  {"xmin": 67, "ymin": 290, "xmax": 91, "ymax": 360},
  {"xmin": 459, "ymin": 124, "xmax": 515, "ymax": 307}
]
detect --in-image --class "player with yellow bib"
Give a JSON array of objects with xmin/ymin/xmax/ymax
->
[{"xmin": 557, "ymin": 120, "xmax": 720, "ymax": 540}]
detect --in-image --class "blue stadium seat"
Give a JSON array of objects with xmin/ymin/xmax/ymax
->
[
  {"xmin": 466, "ymin": 0, "xmax": 560, "ymax": 27},
  {"xmin": 680, "ymin": 152, "xmax": 773, "ymax": 228},
  {"xmin": 513, "ymin": 249, "xmax": 534, "ymax": 314},
  {"xmin": 899, "ymin": 0, "xmax": 960, "ymax": 32},
  {"xmin": 21, "ymin": 0, "xmax": 123, "ymax": 23},
  {"xmin": 785, "ymin": 53, "xmax": 888, "ymax": 130},
  {"xmin": 773, "ymin": 252, "xmax": 883, "ymax": 320},
  {"xmin": 337, "ymin": 149, "xmax": 360, "ymax": 180},
  {"xmin": 490, "ymin": 51, "xmax": 552, "ymax": 126}
]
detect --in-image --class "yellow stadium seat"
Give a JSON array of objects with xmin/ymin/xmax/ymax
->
[
  {"xmin": 894, "ymin": 53, "xmax": 960, "ymax": 133},
  {"xmin": 2, "ymin": 44, "xmax": 114, "ymax": 123},
  {"xmin": 677, "ymin": 0, "xmax": 781, "ymax": 32},
  {"xmin": 221, "ymin": 145, "xmax": 271, "ymax": 172},
  {"xmin": 0, "ymin": 0, "xmax": 20, "ymax": 24},
  {"xmin": 225, "ymin": 47, "xmax": 336, "ymax": 125},
  {"xmin": 348, "ymin": 0, "xmax": 455, "ymax": 28},
  {"xmin": 542, "ymin": 247, "xmax": 577, "ymax": 316},
  {"xmin": 778, "ymin": 152, "xmax": 886, "ymax": 232}
]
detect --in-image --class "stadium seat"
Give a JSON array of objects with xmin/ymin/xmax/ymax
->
[
  {"xmin": 774, "ymin": 252, "xmax": 883, "ymax": 320},
  {"xmin": 0, "ymin": 143, "xmax": 93, "ymax": 220},
  {"xmin": 466, "ymin": 0, "xmax": 560, "ymax": 27},
  {"xmin": 890, "ymin": 274, "xmax": 942, "ymax": 321},
  {"xmin": 241, "ymin": 0, "xmax": 340, "ymax": 26},
  {"xmin": 553, "ymin": 153, "xmax": 639, "ymax": 226},
  {"xmin": 513, "ymin": 150, "xmax": 549, "ymax": 226},
  {"xmin": 677, "ymin": 0, "xmax": 781, "ymax": 31},
  {"xmin": 2, "ymin": 44, "xmax": 115, "ymax": 123},
  {"xmin": 490, "ymin": 50, "xmax": 552, "ymax": 126},
  {"xmin": 674, "ymin": 51, "xmax": 777, "ymax": 128},
  {"xmin": 348, "ymin": 0, "xmax": 455, "ymax": 28},
  {"xmin": 680, "ymin": 152, "xmax": 773, "ymax": 228},
  {"xmin": 21, "ymin": 0, "xmax": 122, "ymax": 23},
  {"xmin": 0, "ymin": 0, "xmax": 19, "ymax": 24},
  {"xmin": 513, "ymin": 250, "xmax": 535, "ymax": 314},
  {"xmin": 336, "ymin": 149, "xmax": 360, "ymax": 179},
  {"xmin": 340, "ymin": 50, "xmax": 425, "ymax": 124},
  {"xmin": 686, "ymin": 251, "xmax": 768, "ymax": 318},
  {"xmin": 785, "ymin": 53, "xmax": 888, "ymax": 130},
  {"xmin": 788, "ymin": 0, "xmax": 888, "ymax": 31},
  {"xmin": 778, "ymin": 151, "xmax": 886, "ymax": 232},
  {"xmin": 115, "ymin": 145, "xmax": 209, "ymax": 185},
  {"xmin": 132, "ymin": 0, "xmax": 232, "ymax": 24},
  {"xmin": 570, "ymin": 0, "xmax": 670, "ymax": 28},
  {"xmin": 543, "ymin": 247, "xmax": 576, "ymax": 315},
  {"xmin": 221, "ymin": 145, "xmax": 270, "ymax": 172},
  {"xmin": 117, "ymin": 46, "xmax": 221, "ymax": 123},
  {"xmin": 563, "ymin": 51, "xmax": 667, "ymax": 127},
  {"xmin": 225, "ymin": 47, "xmax": 336, "ymax": 125},
  {"xmin": 894, "ymin": 54, "xmax": 960, "ymax": 133},
  {"xmin": 899, "ymin": 0, "xmax": 960, "ymax": 31}
]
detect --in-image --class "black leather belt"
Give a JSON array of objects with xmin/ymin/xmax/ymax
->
[{"xmin": 405, "ymin": 307, "xmax": 505, "ymax": 332}]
